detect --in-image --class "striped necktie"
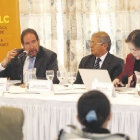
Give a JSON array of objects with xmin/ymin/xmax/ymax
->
[
  {"xmin": 93, "ymin": 58, "xmax": 101, "ymax": 69},
  {"xmin": 28, "ymin": 57, "xmax": 35, "ymax": 69}
]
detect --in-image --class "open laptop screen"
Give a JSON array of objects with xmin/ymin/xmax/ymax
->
[{"xmin": 79, "ymin": 69, "xmax": 111, "ymax": 90}]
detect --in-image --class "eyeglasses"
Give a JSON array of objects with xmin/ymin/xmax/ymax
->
[
  {"xmin": 88, "ymin": 40, "xmax": 103, "ymax": 46},
  {"xmin": 24, "ymin": 40, "xmax": 38, "ymax": 47}
]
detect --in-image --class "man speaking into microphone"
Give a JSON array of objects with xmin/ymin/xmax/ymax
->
[{"xmin": 0, "ymin": 28, "xmax": 59, "ymax": 84}]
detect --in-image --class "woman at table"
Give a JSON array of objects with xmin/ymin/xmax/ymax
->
[
  {"xmin": 58, "ymin": 90, "xmax": 131, "ymax": 140},
  {"xmin": 113, "ymin": 29, "xmax": 140, "ymax": 87}
]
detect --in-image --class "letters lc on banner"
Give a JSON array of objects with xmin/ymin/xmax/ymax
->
[{"xmin": 0, "ymin": 0, "xmax": 21, "ymax": 61}]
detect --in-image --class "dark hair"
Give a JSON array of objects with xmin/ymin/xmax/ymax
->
[
  {"xmin": 21, "ymin": 28, "xmax": 39, "ymax": 44},
  {"xmin": 92, "ymin": 32, "xmax": 111, "ymax": 51},
  {"xmin": 77, "ymin": 90, "xmax": 110, "ymax": 133},
  {"xmin": 126, "ymin": 29, "xmax": 140, "ymax": 49}
]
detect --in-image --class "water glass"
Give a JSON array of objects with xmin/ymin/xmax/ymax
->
[
  {"xmin": 57, "ymin": 71, "xmax": 65, "ymax": 85},
  {"xmin": 46, "ymin": 70, "xmax": 54, "ymax": 81},
  {"xmin": 24, "ymin": 68, "xmax": 36, "ymax": 89},
  {"xmin": 68, "ymin": 72, "xmax": 76, "ymax": 87},
  {"xmin": 135, "ymin": 71, "xmax": 140, "ymax": 95},
  {"xmin": 46, "ymin": 70, "xmax": 54, "ymax": 94}
]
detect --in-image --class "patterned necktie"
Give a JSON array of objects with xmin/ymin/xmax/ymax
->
[
  {"xmin": 93, "ymin": 58, "xmax": 101, "ymax": 69},
  {"xmin": 28, "ymin": 57, "xmax": 35, "ymax": 69}
]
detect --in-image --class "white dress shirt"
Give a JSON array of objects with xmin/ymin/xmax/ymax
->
[
  {"xmin": 96, "ymin": 52, "xmax": 108, "ymax": 68},
  {"xmin": 0, "ymin": 63, "xmax": 5, "ymax": 71},
  {"xmin": 23, "ymin": 56, "xmax": 36, "ymax": 75}
]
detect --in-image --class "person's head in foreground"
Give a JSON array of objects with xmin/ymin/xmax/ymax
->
[
  {"xmin": 126, "ymin": 29, "xmax": 140, "ymax": 60},
  {"xmin": 77, "ymin": 90, "xmax": 111, "ymax": 133},
  {"xmin": 0, "ymin": 106, "xmax": 24, "ymax": 140},
  {"xmin": 59, "ymin": 90, "xmax": 130, "ymax": 140}
]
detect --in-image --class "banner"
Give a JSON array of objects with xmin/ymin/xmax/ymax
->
[{"xmin": 0, "ymin": 0, "xmax": 21, "ymax": 61}]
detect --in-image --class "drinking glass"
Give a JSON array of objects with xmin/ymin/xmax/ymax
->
[
  {"xmin": 68, "ymin": 72, "xmax": 76, "ymax": 87},
  {"xmin": 46, "ymin": 70, "xmax": 54, "ymax": 94},
  {"xmin": 46, "ymin": 70, "xmax": 54, "ymax": 81},
  {"xmin": 24, "ymin": 68, "xmax": 36, "ymax": 89},
  {"xmin": 57, "ymin": 71, "xmax": 65, "ymax": 85},
  {"xmin": 135, "ymin": 71, "xmax": 140, "ymax": 95}
]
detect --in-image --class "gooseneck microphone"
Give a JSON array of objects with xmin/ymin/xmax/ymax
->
[{"xmin": 16, "ymin": 49, "xmax": 27, "ymax": 59}]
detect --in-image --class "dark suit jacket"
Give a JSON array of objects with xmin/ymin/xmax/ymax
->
[
  {"xmin": 74, "ymin": 53, "xmax": 124, "ymax": 84},
  {"xmin": 117, "ymin": 53, "xmax": 135, "ymax": 84},
  {"xmin": 0, "ymin": 46, "xmax": 59, "ymax": 83}
]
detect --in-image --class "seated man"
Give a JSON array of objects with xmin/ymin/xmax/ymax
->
[
  {"xmin": 0, "ymin": 28, "xmax": 59, "ymax": 83},
  {"xmin": 75, "ymin": 31, "xmax": 124, "ymax": 84}
]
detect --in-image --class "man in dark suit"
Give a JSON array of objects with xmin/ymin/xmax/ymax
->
[
  {"xmin": 75, "ymin": 31, "xmax": 124, "ymax": 84},
  {"xmin": 0, "ymin": 28, "xmax": 59, "ymax": 83}
]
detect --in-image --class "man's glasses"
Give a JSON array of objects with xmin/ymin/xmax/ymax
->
[{"xmin": 88, "ymin": 40, "xmax": 103, "ymax": 46}]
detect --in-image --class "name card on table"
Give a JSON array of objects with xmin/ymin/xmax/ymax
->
[
  {"xmin": 28, "ymin": 80, "xmax": 52, "ymax": 94},
  {"xmin": 0, "ymin": 78, "xmax": 7, "ymax": 94},
  {"xmin": 91, "ymin": 80, "xmax": 115, "ymax": 97}
]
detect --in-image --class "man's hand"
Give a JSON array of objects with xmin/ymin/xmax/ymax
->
[{"xmin": 1, "ymin": 49, "xmax": 18, "ymax": 68}]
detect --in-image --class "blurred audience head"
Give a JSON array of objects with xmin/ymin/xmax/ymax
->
[
  {"xmin": 0, "ymin": 107, "xmax": 24, "ymax": 140},
  {"xmin": 77, "ymin": 90, "xmax": 111, "ymax": 133}
]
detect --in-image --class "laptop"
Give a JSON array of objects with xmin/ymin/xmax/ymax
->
[{"xmin": 79, "ymin": 69, "xmax": 112, "ymax": 90}]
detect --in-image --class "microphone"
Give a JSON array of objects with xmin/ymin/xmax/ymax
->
[{"xmin": 16, "ymin": 49, "xmax": 27, "ymax": 59}]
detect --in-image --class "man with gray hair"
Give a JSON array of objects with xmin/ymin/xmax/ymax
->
[{"xmin": 75, "ymin": 31, "xmax": 124, "ymax": 84}]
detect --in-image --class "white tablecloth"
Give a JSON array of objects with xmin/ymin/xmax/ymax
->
[{"xmin": 0, "ymin": 84, "xmax": 140, "ymax": 140}]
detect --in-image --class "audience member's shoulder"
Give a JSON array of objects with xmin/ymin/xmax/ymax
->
[
  {"xmin": 58, "ymin": 125, "xmax": 132, "ymax": 140},
  {"xmin": 58, "ymin": 125, "xmax": 81, "ymax": 140}
]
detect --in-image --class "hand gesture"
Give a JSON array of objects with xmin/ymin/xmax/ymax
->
[
  {"xmin": 113, "ymin": 78, "xmax": 124, "ymax": 87},
  {"xmin": 1, "ymin": 49, "xmax": 18, "ymax": 68}
]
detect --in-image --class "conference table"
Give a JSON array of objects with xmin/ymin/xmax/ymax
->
[{"xmin": 0, "ymin": 81, "xmax": 140, "ymax": 140}]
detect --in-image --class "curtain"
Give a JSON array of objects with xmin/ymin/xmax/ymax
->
[{"xmin": 19, "ymin": 0, "xmax": 140, "ymax": 71}]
